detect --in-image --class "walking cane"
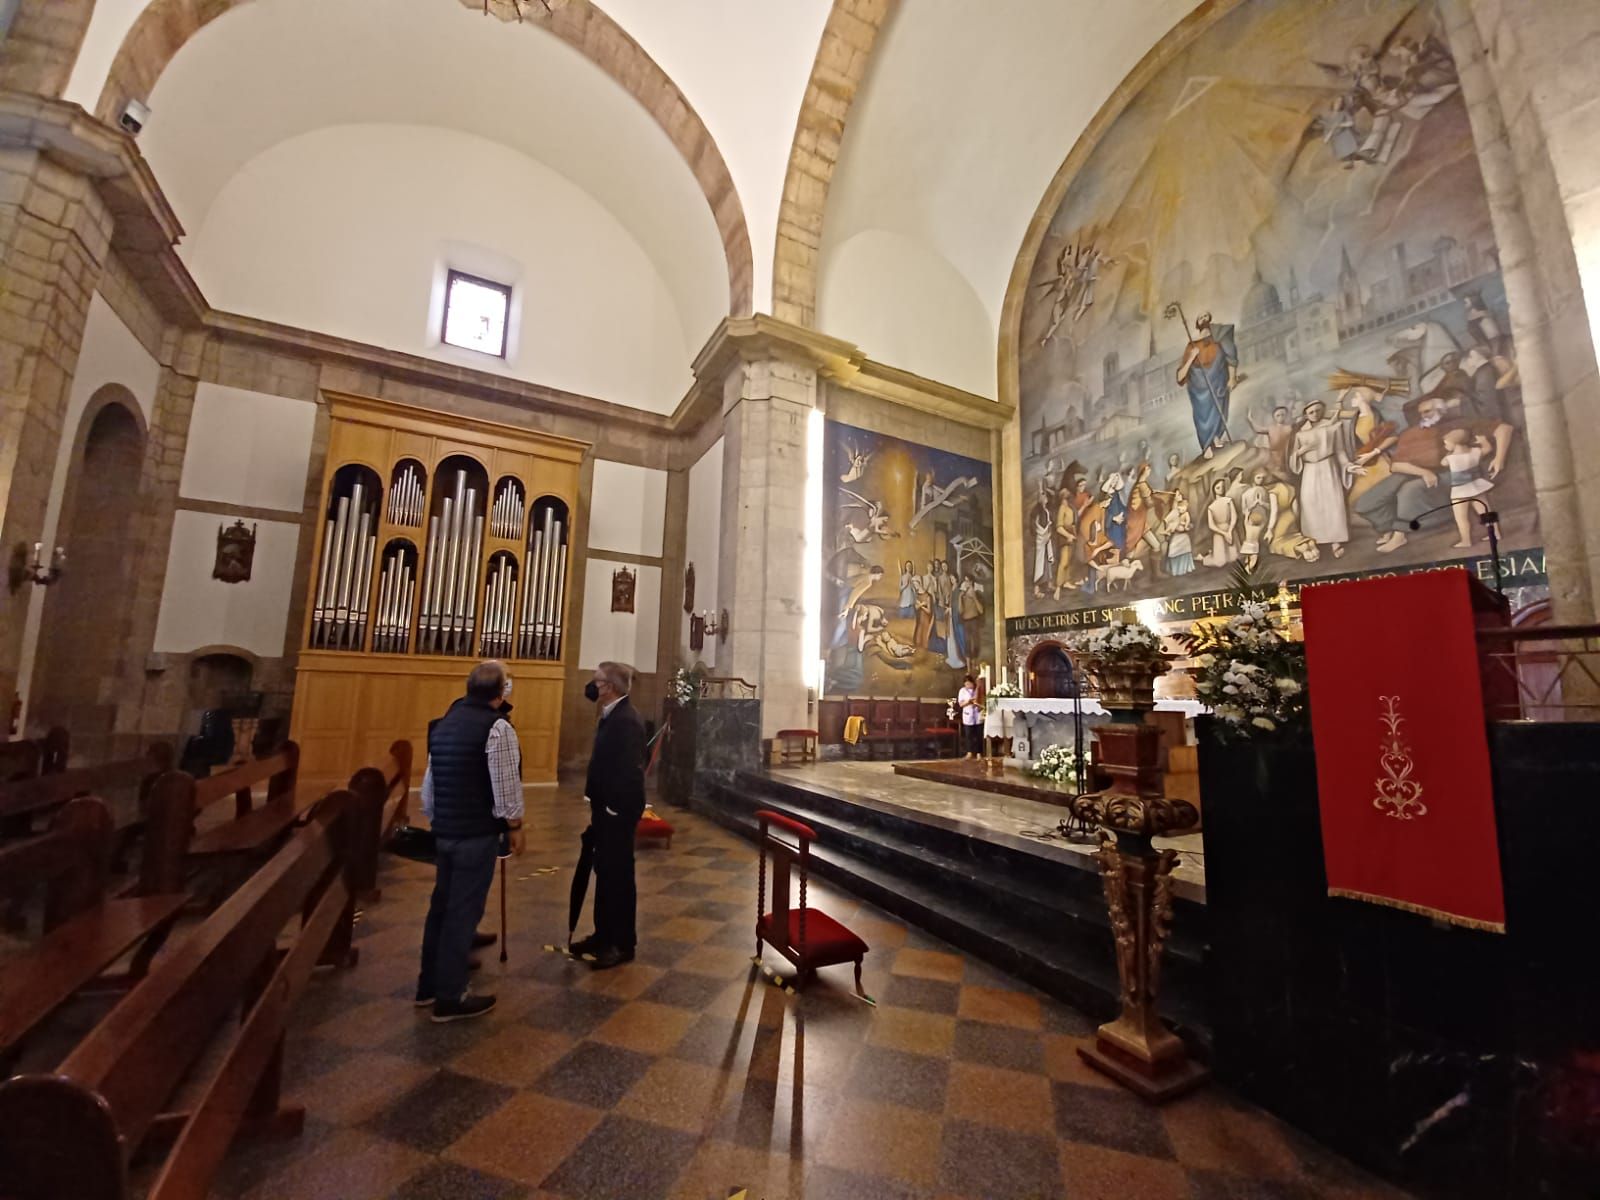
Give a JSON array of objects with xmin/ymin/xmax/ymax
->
[{"xmin": 498, "ymin": 835, "xmax": 510, "ymax": 965}]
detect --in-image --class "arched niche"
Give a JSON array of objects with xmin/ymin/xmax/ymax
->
[
  {"xmin": 30, "ymin": 390, "xmax": 147, "ymax": 736},
  {"xmin": 1024, "ymin": 640, "xmax": 1080, "ymax": 700}
]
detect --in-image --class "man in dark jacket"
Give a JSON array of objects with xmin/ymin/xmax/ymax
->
[
  {"xmin": 416, "ymin": 660, "xmax": 525, "ymax": 1021},
  {"xmin": 572, "ymin": 660, "xmax": 647, "ymax": 970}
]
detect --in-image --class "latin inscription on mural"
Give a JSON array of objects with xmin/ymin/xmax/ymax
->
[
  {"xmin": 822, "ymin": 421, "xmax": 995, "ymax": 694},
  {"xmin": 1017, "ymin": 0, "xmax": 1539, "ymax": 621}
]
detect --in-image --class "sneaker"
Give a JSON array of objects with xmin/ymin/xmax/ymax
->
[
  {"xmin": 588, "ymin": 946, "xmax": 636, "ymax": 971},
  {"xmin": 414, "ymin": 987, "xmax": 435, "ymax": 1008},
  {"xmin": 567, "ymin": 935, "xmax": 600, "ymax": 957},
  {"xmin": 431, "ymin": 992, "xmax": 497, "ymax": 1023},
  {"xmin": 471, "ymin": 931, "xmax": 498, "ymax": 949}
]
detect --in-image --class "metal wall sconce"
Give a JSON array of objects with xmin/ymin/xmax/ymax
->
[
  {"xmin": 689, "ymin": 608, "xmax": 729, "ymax": 652},
  {"xmin": 9, "ymin": 542, "xmax": 66, "ymax": 591}
]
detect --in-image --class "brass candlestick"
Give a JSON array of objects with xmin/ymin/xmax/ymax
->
[{"xmin": 1071, "ymin": 721, "xmax": 1208, "ymax": 1103}]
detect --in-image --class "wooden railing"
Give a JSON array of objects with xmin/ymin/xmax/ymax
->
[{"xmin": 1477, "ymin": 624, "xmax": 1600, "ymax": 722}]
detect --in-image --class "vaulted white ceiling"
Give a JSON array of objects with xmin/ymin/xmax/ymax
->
[{"xmin": 819, "ymin": 0, "xmax": 1203, "ymax": 396}]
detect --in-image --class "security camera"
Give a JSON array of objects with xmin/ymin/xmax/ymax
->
[{"xmin": 118, "ymin": 99, "xmax": 150, "ymax": 137}]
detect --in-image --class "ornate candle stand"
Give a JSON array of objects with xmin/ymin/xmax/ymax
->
[{"xmin": 1070, "ymin": 705, "xmax": 1208, "ymax": 1103}]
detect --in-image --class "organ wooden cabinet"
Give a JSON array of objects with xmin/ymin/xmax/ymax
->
[{"xmin": 290, "ymin": 392, "xmax": 585, "ymax": 784}]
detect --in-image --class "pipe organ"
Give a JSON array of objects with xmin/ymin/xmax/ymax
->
[{"xmin": 290, "ymin": 393, "xmax": 585, "ymax": 784}]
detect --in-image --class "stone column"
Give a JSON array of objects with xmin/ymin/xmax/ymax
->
[
  {"xmin": 716, "ymin": 355, "xmax": 817, "ymax": 739},
  {"xmin": 0, "ymin": 0, "xmax": 95, "ymax": 99},
  {"xmin": 1445, "ymin": 0, "xmax": 1600, "ymax": 620},
  {"xmin": 0, "ymin": 147, "xmax": 114, "ymax": 709}
]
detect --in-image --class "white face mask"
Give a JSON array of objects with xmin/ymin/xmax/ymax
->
[{"xmin": 501, "ymin": 677, "xmax": 514, "ymax": 699}]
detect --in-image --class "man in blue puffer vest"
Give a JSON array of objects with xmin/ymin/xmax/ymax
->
[{"xmin": 415, "ymin": 660, "xmax": 525, "ymax": 1022}]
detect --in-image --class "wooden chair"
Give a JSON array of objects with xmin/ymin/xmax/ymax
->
[
  {"xmin": 0, "ymin": 797, "xmax": 188, "ymax": 1065},
  {"xmin": 754, "ymin": 809, "xmax": 869, "ymax": 993},
  {"xmin": 0, "ymin": 788, "xmax": 362, "ymax": 1200},
  {"xmin": 865, "ymin": 699, "xmax": 902, "ymax": 760},
  {"xmin": 771, "ymin": 728, "xmax": 818, "ymax": 766}
]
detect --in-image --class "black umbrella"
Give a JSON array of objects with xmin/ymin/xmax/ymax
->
[{"xmin": 567, "ymin": 825, "xmax": 595, "ymax": 948}]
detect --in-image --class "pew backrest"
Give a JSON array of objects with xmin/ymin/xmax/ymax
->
[
  {"xmin": 0, "ymin": 796, "xmax": 113, "ymax": 929},
  {"xmin": 0, "ymin": 743, "xmax": 173, "ymax": 827},
  {"xmin": 189, "ymin": 740, "xmax": 300, "ymax": 819},
  {"xmin": 344, "ymin": 738, "xmax": 412, "ymax": 898},
  {"xmin": 0, "ymin": 788, "xmax": 359, "ymax": 1200}
]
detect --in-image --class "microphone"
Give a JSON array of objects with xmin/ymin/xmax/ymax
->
[{"xmin": 1407, "ymin": 496, "xmax": 1503, "ymax": 598}]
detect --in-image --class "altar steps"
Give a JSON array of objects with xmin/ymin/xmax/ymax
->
[{"xmin": 699, "ymin": 769, "xmax": 1211, "ymax": 1044}]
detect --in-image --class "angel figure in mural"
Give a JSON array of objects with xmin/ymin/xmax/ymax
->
[
  {"xmin": 1308, "ymin": 14, "xmax": 1459, "ymax": 170},
  {"xmin": 840, "ymin": 443, "xmax": 873, "ymax": 484},
  {"xmin": 838, "ymin": 488, "xmax": 899, "ymax": 543},
  {"xmin": 1038, "ymin": 241, "xmax": 1117, "ymax": 345},
  {"xmin": 910, "ymin": 472, "xmax": 980, "ymax": 530}
]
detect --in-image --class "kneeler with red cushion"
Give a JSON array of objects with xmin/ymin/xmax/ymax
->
[{"xmin": 753, "ymin": 809, "xmax": 869, "ymax": 992}]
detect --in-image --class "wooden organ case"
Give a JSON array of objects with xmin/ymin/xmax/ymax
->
[{"xmin": 290, "ymin": 393, "xmax": 585, "ymax": 784}]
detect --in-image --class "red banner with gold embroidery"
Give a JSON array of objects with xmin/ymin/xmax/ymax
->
[{"xmin": 1302, "ymin": 569, "xmax": 1505, "ymax": 932}]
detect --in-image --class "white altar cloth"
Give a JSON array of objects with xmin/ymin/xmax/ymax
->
[{"xmin": 983, "ymin": 696, "xmax": 1207, "ymax": 762}]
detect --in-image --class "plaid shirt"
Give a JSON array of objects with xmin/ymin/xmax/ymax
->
[{"xmin": 420, "ymin": 717, "xmax": 523, "ymax": 824}]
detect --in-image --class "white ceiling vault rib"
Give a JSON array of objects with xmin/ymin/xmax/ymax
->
[
  {"xmin": 133, "ymin": 0, "xmax": 729, "ymax": 348},
  {"xmin": 818, "ymin": 0, "xmax": 1204, "ymax": 395}
]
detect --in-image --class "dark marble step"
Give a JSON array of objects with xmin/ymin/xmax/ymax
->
[
  {"xmin": 715, "ymin": 778, "xmax": 1203, "ymax": 974},
  {"xmin": 697, "ymin": 777, "xmax": 1212, "ymax": 1045}
]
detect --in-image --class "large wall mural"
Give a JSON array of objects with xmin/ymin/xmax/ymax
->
[
  {"xmin": 1016, "ymin": 0, "xmax": 1539, "ymax": 618},
  {"xmin": 822, "ymin": 421, "xmax": 994, "ymax": 695}
]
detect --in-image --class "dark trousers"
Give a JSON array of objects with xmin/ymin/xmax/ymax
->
[
  {"xmin": 418, "ymin": 833, "xmax": 498, "ymax": 1003},
  {"xmin": 961, "ymin": 723, "xmax": 982, "ymax": 755},
  {"xmin": 593, "ymin": 816, "xmax": 639, "ymax": 951}
]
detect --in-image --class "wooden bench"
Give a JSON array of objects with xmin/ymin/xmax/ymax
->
[
  {"xmin": 771, "ymin": 728, "xmax": 818, "ymax": 767},
  {"xmin": 344, "ymin": 739, "xmax": 413, "ymax": 902},
  {"xmin": 0, "ymin": 797, "xmax": 187, "ymax": 1065},
  {"xmin": 0, "ymin": 742, "xmax": 173, "ymax": 845},
  {"xmin": 0, "ymin": 726, "xmax": 68, "ymax": 785},
  {"xmin": 175, "ymin": 741, "xmax": 309, "ymax": 863},
  {"xmin": 0, "ymin": 787, "xmax": 363, "ymax": 1200}
]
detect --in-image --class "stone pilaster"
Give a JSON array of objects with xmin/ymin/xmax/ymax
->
[
  {"xmin": 716, "ymin": 357, "xmax": 817, "ymax": 738},
  {"xmin": 0, "ymin": 146, "xmax": 114, "ymax": 707},
  {"xmin": 1446, "ymin": 0, "xmax": 1600, "ymax": 620},
  {"xmin": 0, "ymin": 0, "xmax": 95, "ymax": 99}
]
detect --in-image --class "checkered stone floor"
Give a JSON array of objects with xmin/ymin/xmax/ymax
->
[{"xmin": 210, "ymin": 787, "xmax": 1411, "ymax": 1200}]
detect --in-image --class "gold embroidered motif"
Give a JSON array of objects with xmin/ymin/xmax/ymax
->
[{"xmin": 1373, "ymin": 695, "xmax": 1427, "ymax": 820}]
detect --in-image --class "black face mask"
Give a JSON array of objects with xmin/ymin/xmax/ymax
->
[{"xmin": 584, "ymin": 681, "xmax": 600, "ymax": 703}]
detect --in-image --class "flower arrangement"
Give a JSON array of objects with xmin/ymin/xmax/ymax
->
[
  {"xmin": 1180, "ymin": 600, "xmax": 1307, "ymax": 738},
  {"xmin": 985, "ymin": 678, "xmax": 1020, "ymax": 712},
  {"xmin": 668, "ymin": 666, "xmax": 702, "ymax": 706},
  {"xmin": 1031, "ymin": 743, "xmax": 1091, "ymax": 787},
  {"xmin": 1066, "ymin": 620, "xmax": 1166, "ymax": 664}
]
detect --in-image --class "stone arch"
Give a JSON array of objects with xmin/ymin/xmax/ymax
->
[
  {"xmin": 772, "ymin": 0, "xmax": 896, "ymax": 327},
  {"xmin": 0, "ymin": 0, "xmax": 95, "ymax": 98},
  {"xmin": 93, "ymin": 0, "xmax": 754, "ymax": 316},
  {"xmin": 29, "ymin": 387, "xmax": 148, "ymax": 741}
]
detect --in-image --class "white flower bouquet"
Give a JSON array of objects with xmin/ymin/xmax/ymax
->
[
  {"xmin": 985, "ymin": 678, "xmax": 1020, "ymax": 712},
  {"xmin": 1180, "ymin": 600, "xmax": 1307, "ymax": 738},
  {"xmin": 1067, "ymin": 620, "xmax": 1166, "ymax": 665},
  {"xmin": 668, "ymin": 666, "xmax": 701, "ymax": 706},
  {"xmin": 1030, "ymin": 743, "xmax": 1091, "ymax": 787}
]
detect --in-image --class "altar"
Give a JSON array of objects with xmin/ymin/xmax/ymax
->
[{"xmin": 984, "ymin": 696, "xmax": 1207, "ymax": 764}]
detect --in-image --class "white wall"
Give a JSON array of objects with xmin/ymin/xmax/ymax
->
[
  {"xmin": 818, "ymin": 230, "xmax": 997, "ymax": 397},
  {"xmin": 180, "ymin": 384, "xmax": 315, "ymax": 512},
  {"xmin": 586, "ymin": 460, "xmax": 669, "ymax": 557},
  {"xmin": 152, "ymin": 510, "xmax": 301, "ymax": 657},
  {"xmin": 577, "ymin": 558, "xmax": 661, "ymax": 671},
  {"xmin": 62, "ymin": 0, "xmax": 146, "ymax": 110},
  {"xmin": 187, "ymin": 124, "xmax": 694, "ymax": 413},
  {"xmin": 681, "ymin": 438, "xmax": 724, "ymax": 667},
  {"xmin": 18, "ymin": 295, "xmax": 161, "ymax": 712}
]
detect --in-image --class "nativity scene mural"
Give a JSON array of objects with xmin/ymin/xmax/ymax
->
[
  {"xmin": 1017, "ymin": 0, "xmax": 1539, "ymax": 616},
  {"xmin": 822, "ymin": 422, "xmax": 994, "ymax": 694}
]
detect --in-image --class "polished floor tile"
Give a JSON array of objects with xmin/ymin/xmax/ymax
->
[{"xmin": 202, "ymin": 786, "xmax": 1403, "ymax": 1200}]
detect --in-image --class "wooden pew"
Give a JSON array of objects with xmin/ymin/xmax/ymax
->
[
  {"xmin": 0, "ymin": 797, "xmax": 187, "ymax": 1064},
  {"xmin": 180, "ymin": 741, "xmax": 308, "ymax": 862},
  {"xmin": 0, "ymin": 742, "xmax": 173, "ymax": 840},
  {"xmin": 0, "ymin": 787, "xmax": 362, "ymax": 1200},
  {"xmin": 0, "ymin": 727, "xmax": 67, "ymax": 784},
  {"xmin": 345, "ymin": 739, "xmax": 412, "ymax": 903}
]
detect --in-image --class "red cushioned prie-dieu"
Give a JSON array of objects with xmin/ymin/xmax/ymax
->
[{"xmin": 758, "ymin": 907, "xmax": 869, "ymax": 968}]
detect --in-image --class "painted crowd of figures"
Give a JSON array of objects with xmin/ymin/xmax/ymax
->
[{"xmin": 1029, "ymin": 301, "xmax": 1520, "ymax": 601}]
